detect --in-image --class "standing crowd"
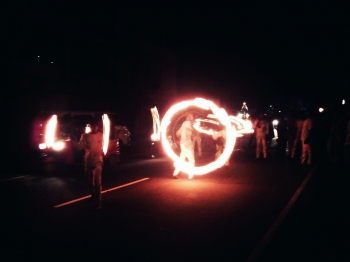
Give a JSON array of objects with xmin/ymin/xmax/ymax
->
[{"xmin": 270, "ymin": 105, "xmax": 350, "ymax": 168}]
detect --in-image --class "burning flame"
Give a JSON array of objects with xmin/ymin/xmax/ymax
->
[
  {"xmin": 150, "ymin": 107, "xmax": 161, "ymax": 141},
  {"xmin": 207, "ymin": 114, "xmax": 254, "ymax": 135},
  {"xmin": 102, "ymin": 114, "xmax": 110, "ymax": 155},
  {"xmin": 161, "ymin": 98, "xmax": 235, "ymax": 175},
  {"xmin": 45, "ymin": 114, "xmax": 57, "ymax": 148},
  {"xmin": 85, "ymin": 125, "xmax": 91, "ymax": 133}
]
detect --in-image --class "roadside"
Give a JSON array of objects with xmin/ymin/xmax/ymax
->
[{"xmin": 257, "ymin": 161, "xmax": 350, "ymax": 262}]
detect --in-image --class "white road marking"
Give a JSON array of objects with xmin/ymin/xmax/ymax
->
[
  {"xmin": 0, "ymin": 176, "xmax": 29, "ymax": 182},
  {"xmin": 246, "ymin": 165, "xmax": 317, "ymax": 262},
  {"xmin": 54, "ymin": 177, "xmax": 150, "ymax": 208}
]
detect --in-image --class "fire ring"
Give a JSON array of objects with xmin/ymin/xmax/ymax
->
[{"xmin": 161, "ymin": 98, "xmax": 236, "ymax": 175}]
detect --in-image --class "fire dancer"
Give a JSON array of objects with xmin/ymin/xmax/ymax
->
[
  {"xmin": 173, "ymin": 113, "xmax": 195, "ymax": 180},
  {"xmin": 71, "ymin": 118, "xmax": 104, "ymax": 209},
  {"xmin": 212, "ymin": 127, "xmax": 229, "ymax": 166}
]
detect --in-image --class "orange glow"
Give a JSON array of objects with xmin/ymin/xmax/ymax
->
[
  {"xmin": 52, "ymin": 141, "xmax": 65, "ymax": 151},
  {"xmin": 39, "ymin": 143, "xmax": 46, "ymax": 150},
  {"xmin": 150, "ymin": 107, "xmax": 161, "ymax": 141},
  {"xmin": 102, "ymin": 114, "xmax": 110, "ymax": 155},
  {"xmin": 161, "ymin": 98, "xmax": 235, "ymax": 175},
  {"xmin": 45, "ymin": 115, "xmax": 57, "ymax": 148},
  {"xmin": 208, "ymin": 114, "xmax": 254, "ymax": 135}
]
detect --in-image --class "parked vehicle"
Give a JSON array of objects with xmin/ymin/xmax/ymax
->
[{"xmin": 31, "ymin": 111, "xmax": 123, "ymax": 166}]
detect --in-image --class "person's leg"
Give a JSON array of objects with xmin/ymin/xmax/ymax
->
[
  {"xmin": 262, "ymin": 137, "xmax": 267, "ymax": 158},
  {"xmin": 173, "ymin": 145, "xmax": 186, "ymax": 177},
  {"xmin": 92, "ymin": 163, "xmax": 103, "ymax": 207},
  {"xmin": 215, "ymin": 144, "xmax": 221, "ymax": 160},
  {"xmin": 307, "ymin": 144, "xmax": 312, "ymax": 164},
  {"xmin": 184, "ymin": 145, "xmax": 195, "ymax": 179},
  {"xmin": 256, "ymin": 137, "xmax": 261, "ymax": 158},
  {"xmin": 197, "ymin": 138, "xmax": 202, "ymax": 157},
  {"xmin": 301, "ymin": 142, "xmax": 307, "ymax": 164},
  {"xmin": 85, "ymin": 167, "xmax": 95, "ymax": 198}
]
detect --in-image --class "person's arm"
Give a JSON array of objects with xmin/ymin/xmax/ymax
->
[{"xmin": 72, "ymin": 133, "xmax": 86, "ymax": 151}]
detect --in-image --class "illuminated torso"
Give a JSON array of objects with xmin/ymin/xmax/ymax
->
[
  {"xmin": 78, "ymin": 132, "xmax": 104, "ymax": 167},
  {"xmin": 180, "ymin": 120, "xmax": 193, "ymax": 145},
  {"xmin": 301, "ymin": 118, "xmax": 313, "ymax": 141}
]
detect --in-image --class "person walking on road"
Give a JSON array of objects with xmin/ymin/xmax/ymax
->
[
  {"xmin": 253, "ymin": 113, "xmax": 269, "ymax": 159},
  {"xmin": 291, "ymin": 111, "xmax": 304, "ymax": 159},
  {"xmin": 301, "ymin": 109, "xmax": 314, "ymax": 165},
  {"xmin": 71, "ymin": 118, "xmax": 104, "ymax": 209},
  {"xmin": 173, "ymin": 113, "xmax": 195, "ymax": 180}
]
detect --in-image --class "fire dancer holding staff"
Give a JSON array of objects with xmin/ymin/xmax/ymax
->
[
  {"xmin": 173, "ymin": 113, "xmax": 195, "ymax": 180},
  {"xmin": 71, "ymin": 118, "xmax": 104, "ymax": 209}
]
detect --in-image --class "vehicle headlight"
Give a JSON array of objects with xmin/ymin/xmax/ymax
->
[
  {"xmin": 39, "ymin": 143, "xmax": 47, "ymax": 150},
  {"xmin": 53, "ymin": 141, "xmax": 65, "ymax": 151}
]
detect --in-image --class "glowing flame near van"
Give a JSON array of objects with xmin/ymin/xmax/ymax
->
[
  {"xmin": 150, "ymin": 107, "xmax": 161, "ymax": 141},
  {"xmin": 45, "ymin": 114, "xmax": 57, "ymax": 148},
  {"xmin": 102, "ymin": 114, "xmax": 110, "ymax": 155},
  {"xmin": 161, "ymin": 98, "xmax": 235, "ymax": 175}
]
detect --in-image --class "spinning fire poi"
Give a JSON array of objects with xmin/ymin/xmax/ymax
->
[{"xmin": 160, "ymin": 98, "xmax": 236, "ymax": 176}]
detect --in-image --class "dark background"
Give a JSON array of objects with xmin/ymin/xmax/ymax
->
[{"xmin": 2, "ymin": 0, "xmax": 350, "ymax": 154}]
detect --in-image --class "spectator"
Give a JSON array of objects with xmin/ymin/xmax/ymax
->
[
  {"xmin": 291, "ymin": 111, "xmax": 304, "ymax": 159},
  {"xmin": 301, "ymin": 109, "xmax": 314, "ymax": 165},
  {"xmin": 286, "ymin": 110, "xmax": 297, "ymax": 157},
  {"xmin": 192, "ymin": 128, "xmax": 202, "ymax": 157},
  {"xmin": 276, "ymin": 114, "xmax": 288, "ymax": 157},
  {"xmin": 253, "ymin": 113, "xmax": 269, "ymax": 159}
]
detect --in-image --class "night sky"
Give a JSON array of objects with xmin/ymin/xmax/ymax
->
[{"xmin": 4, "ymin": 1, "xmax": 350, "ymax": 111}]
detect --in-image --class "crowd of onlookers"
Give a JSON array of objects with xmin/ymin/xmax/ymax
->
[{"xmin": 248, "ymin": 105, "xmax": 350, "ymax": 169}]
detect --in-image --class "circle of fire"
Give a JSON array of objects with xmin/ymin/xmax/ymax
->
[{"xmin": 161, "ymin": 98, "xmax": 236, "ymax": 175}]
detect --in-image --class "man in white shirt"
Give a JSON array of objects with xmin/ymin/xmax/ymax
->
[{"xmin": 173, "ymin": 114, "xmax": 195, "ymax": 180}]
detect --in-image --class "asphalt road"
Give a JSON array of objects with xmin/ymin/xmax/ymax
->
[{"xmin": 1, "ymin": 139, "xmax": 349, "ymax": 261}]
